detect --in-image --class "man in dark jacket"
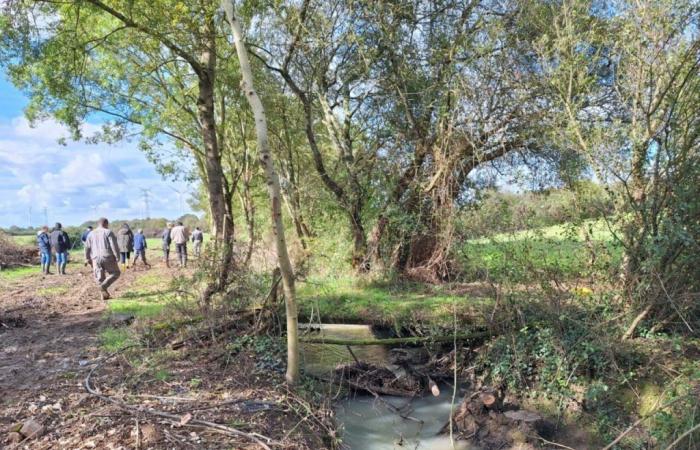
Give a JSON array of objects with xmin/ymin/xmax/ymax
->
[
  {"xmin": 132, "ymin": 229, "xmax": 150, "ymax": 268},
  {"xmin": 116, "ymin": 223, "xmax": 134, "ymax": 270},
  {"xmin": 37, "ymin": 225, "xmax": 52, "ymax": 275},
  {"xmin": 162, "ymin": 222, "xmax": 173, "ymax": 268},
  {"xmin": 81, "ymin": 226, "xmax": 93, "ymax": 243},
  {"xmin": 191, "ymin": 226, "xmax": 204, "ymax": 258},
  {"xmin": 50, "ymin": 222, "xmax": 71, "ymax": 275}
]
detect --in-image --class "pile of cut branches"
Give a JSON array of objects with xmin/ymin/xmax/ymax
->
[{"xmin": 0, "ymin": 232, "xmax": 37, "ymax": 269}]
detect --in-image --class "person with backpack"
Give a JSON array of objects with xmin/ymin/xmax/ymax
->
[
  {"xmin": 50, "ymin": 222, "xmax": 71, "ymax": 275},
  {"xmin": 191, "ymin": 226, "xmax": 204, "ymax": 258},
  {"xmin": 132, "ymin": 229, "xmax": 150, "ymax": 269},
  {"xmin": 116, "ymin": 223, "xmax": 134, "ymax": 270},
  {"xmin": 162, "ymin": 222, "xmax": 173, "ymax": 267},
  {"xmin": 37, "ymin": 225, "xmax": 52, "ymax": 275},
  {"xmin": 81, "ymin": 225, "xmax": 93, "ymax": 243}
]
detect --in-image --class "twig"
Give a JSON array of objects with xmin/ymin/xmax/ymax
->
[
  {"xmin": 602, "ymin": 393, "xmax": 689, "ymax": 450},
  {"xmin": 531, "ymin": 435, "xmax": 577, "ymax": 450},
  {"xmin": 84, "ymin": 347, "xmax": 275, "ymax": 450},
  {"xmin": 346, "ymin": 345, "xmax": 361, "ymax": 364},
  {"xmin": 135, "ymin": 418, "xmax": 140, "ymax": 450},
  {"xmin": 663, "ymin": 422, "xmax": 700, "ymax": 450}
]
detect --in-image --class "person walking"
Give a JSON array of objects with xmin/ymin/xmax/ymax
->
[
  {"xmin": 81, "ymin": 225, "xmax": 93, "ymax": 243},
  {"xmin": 162, "ymin": 222, "xmax": 173, "ymax": 267},
  {"xmin": 37, "ymin": 225, "xmax": 52, "ymax": 275},
  {"xmin": 50, "ymin": 222, "xmax": 71, "ymax": 275},
  {"xmin": 116, "ymin": 223, "xmax": 134, "ymax": 270},
  {"xmin": 171, "ymin": 221, "xmax": 189, "ymax": 268},
  {"xmin": 132, "ymin": 229, "xmax": 151, "ymax": 268},
  {"xmin": 191, "ymin": 226, "xmax": 204, "ymax": 258},
  {"xmin": 84, "ymin": 217, "xmax": 121, "ymax": 300}
]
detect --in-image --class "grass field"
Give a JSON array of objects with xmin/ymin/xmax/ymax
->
[
  {"xmin": 298, "ymin": 276, "xmax": 492, "ymax": 327},
  {"xmin": 297, "ymin": 220, "xmax": 622, "ymax": 326},
  {"xmin": 460, "ymin": 219, "xmax": 623, "ymax": 282},
  {"xmin": 10, "ymin": 234, "xmax": 36, "ymax": 246}
]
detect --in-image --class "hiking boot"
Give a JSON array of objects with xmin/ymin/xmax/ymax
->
[{"xmin": 100, "ymin": 288, "xmax": 111, "ymax": 301}]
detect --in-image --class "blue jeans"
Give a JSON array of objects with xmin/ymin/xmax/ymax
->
[
  {"xmin": 55, "ymin": 252, "xmax": 67, "ymax": 265},
  {"xmin": 120, "ymin": 252, "xmax": 131, "ymax": 263},
  {"xmin": 40, "ymin": 252, "xmax": 51, "ymax": 265}
]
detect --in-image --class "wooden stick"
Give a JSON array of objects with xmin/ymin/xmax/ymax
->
[
  {"xmin": 663, "ymin": 422, "xmax": 700, "ymax": 450},
  {"xmin": 345, "ymin": 345, "xmax": 361, "ymax": 364}
]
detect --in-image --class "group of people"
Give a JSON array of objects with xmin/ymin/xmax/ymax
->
[
  {"xmin": 37, "ymin": 218, "xmax": 204, "ymax": 300},
  {"xmin": 112, "ymin": 222, "xmax": 151, "ymax": 270},
  {"xmin": 36, "ymin": 223, "xmax": 71, "ymax": 275}
]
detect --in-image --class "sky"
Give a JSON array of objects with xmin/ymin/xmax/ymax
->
[{"xmin": 0, "ymin": 75, "xmax": 196, "ymax": 228}]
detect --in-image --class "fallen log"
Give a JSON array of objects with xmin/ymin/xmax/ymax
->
[{"xmin": 299, "ymin": 330, "xmax": 492, "ymax": 346}]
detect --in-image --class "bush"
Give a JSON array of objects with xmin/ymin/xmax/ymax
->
[{"xmin": 458, "ymin": 183, "xmax": 613, "ymax": 239}]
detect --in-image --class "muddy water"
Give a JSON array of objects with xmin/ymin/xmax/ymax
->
[
  {"xmin": 300, "ymin": 324, "xmax": 476, "ymax": 450},
  {"xmin": 336, "ymin": 391, "xmax": 475, "ymax": 450}
]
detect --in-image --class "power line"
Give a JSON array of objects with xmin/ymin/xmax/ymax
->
[
  {"xmin": 169, "ymin": 186, "xmax": 186, "ymax": 217},
  {"xmin": 140, "ymin": 188, "xmax": 152, "ymax": 219}
]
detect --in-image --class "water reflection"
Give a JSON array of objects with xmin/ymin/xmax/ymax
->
[{"xmin": 336, "ymin": 390, "xmax": 474, "ymax": 450}]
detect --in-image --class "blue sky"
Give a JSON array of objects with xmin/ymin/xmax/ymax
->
[{"xmin": 0, "ymin": 75, "xmax": 196, "ymax": 228}]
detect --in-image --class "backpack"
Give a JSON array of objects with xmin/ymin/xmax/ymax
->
[{"xmin": 59, "ymin": 231, "xmax": 70, "ymax": 249}]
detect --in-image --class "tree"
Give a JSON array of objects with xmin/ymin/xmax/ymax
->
[
  {"xmin": 350, "ymin": 0, "xmax": 549, "ymax": 278},
  {"xmin": 533, "ymin": 0, "xmax": 700, "ymax": 337},
  {"xmin": 244, "ymin": 0, "xmax": 550, "ymax": 277},
  {"xmin": 0, "ymin": 0, "xmax": 235, "ymax": 250},
  {"xmin": 248, "ymin": 0, "xmax": 380, "ymax": 269},
  {"xmin": 221, "ymin": 0, "xmax": 300, "ymax": 384}
]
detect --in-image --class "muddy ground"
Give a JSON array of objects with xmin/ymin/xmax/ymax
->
[{"xmin": 0, "ymin": 258, "xmax": 330, "ymax": 450}]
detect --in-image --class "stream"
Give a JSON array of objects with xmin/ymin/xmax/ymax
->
[{"xmin": 300, "ymin": 324, "xmax": 476, "ymax": 450}]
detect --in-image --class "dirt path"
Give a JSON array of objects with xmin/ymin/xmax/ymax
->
[
  {"xmin": 0, "ymin": 258, "xmax": 330, "ymax": 450},
  {"xmin": 0, "ymin": 260, "xmax": 166, "ymax": 447}
]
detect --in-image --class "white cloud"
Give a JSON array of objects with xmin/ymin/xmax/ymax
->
[{"xmin": 0, "ymin": 116, "xmax": 195, "ymax": 227}]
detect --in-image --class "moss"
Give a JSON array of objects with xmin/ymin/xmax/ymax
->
[{"xmin": 638, "ymin": 382, "xmax": 663, "ymax": 416}]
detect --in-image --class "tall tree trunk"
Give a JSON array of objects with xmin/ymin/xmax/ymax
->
[
  {"xmin": 196, "ymin": 21, "xmax": 237, "ymax": 306},
  {"xmin": 349, "ymin": 207, "xmax": 368, "ymax": 270},
  {"xmin": 222, "ymin": 0, "xmax": 300, "ymax": 385},
  {"xmin": 197, "ymin": 41, "xmax": 234, "ymax": 245}
]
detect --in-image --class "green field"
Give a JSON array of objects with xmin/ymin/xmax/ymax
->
[
  {"xmin": 10, "ymin": 234, "xmax": 36, "ymax": 246},
  {"xmin": 298, "ymin": 276, "xmax": 492, "ymax": 327},
  {"xmin": 298, "ymin": 220, "xmax": 622, "ymax": 327},
  {"xmin": 460, "ymin": 219, "xmax": 623, "ymax": 282}
]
